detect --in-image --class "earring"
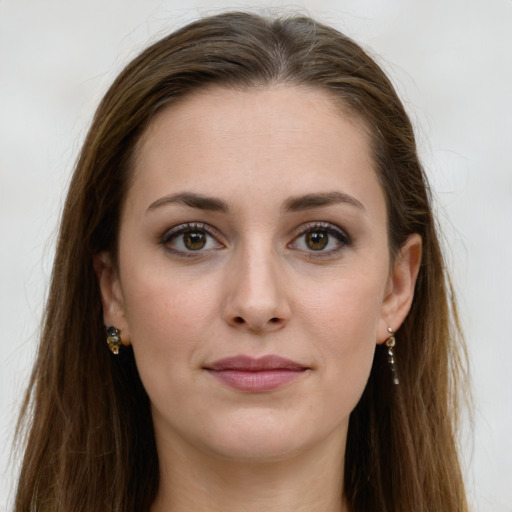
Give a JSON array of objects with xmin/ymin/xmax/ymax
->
[
  {"xmin": 386, "ymin": 327, "xmax": 399, "ymax": 385},
  {"xmin": 106, "ymin": 326, "xmax": 122, "ymax": 355}
]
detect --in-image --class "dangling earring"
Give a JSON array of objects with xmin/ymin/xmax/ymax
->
[
  {"xmin": 106, "ymin": 326, "xmax": 122, "ymax": 355},
  {"xmin": 386, "ymin": 327, "xmax": 399, "ymax": 385}
]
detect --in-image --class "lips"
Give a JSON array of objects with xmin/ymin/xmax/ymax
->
[{"xmin": 204, "ymin": 355, "xmax": 308, "ymax": 392}]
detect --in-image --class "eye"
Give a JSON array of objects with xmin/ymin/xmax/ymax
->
[
  {"xmin": 161, "ymin": 223, "xmax": 223, "ymax": 254},
  {"xmin": 290, "ymin": 222, "xmax": 351, "ymax": 254},
  {"xmin": 304, "ymin": 231, "xmax": 329, "ymax": 251}
]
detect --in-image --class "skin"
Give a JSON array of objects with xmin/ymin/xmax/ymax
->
[{"xmin": 96, "ymin": 85, "xmax": 421, "ymax": 512}]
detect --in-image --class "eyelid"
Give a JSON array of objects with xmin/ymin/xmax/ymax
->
[
  {"xmin": 159, "ymin": 221, "xmax": 351, "ymax": 257},
  {"xmin": 289, "ymin": 221, "xmax": 352, "ymax": 253},
  {"xmin": 160, "ymin": 222, "xmax": 225, "ymax": 254}
]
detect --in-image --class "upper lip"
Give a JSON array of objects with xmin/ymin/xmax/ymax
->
[{"xmin": 204, "ymin": 355, "xmax": 307, "ymax": 371}]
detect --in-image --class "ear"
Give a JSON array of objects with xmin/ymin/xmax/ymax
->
[
  {"xmin": 377, "ymin": 233, "xmax": 422, "ymax": 344},
  {"xmin": 93, "ymin": 252, "xmax": 131, "ymax": 346}
]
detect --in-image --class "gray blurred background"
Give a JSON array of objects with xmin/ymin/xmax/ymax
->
[{"xmin": 1, "ymin": 1, "xmax": 511, "ymax": 510}]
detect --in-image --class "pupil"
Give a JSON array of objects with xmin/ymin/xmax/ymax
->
[
  {"xmin": 184, "ymin": 232, "xmax": 206, "ymax": 250},
  {"xmin": 306, "ymin": 231, "xmax": 328, "ymax": 250}
]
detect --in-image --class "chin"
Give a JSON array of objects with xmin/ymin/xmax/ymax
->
[
  {"xmin": 193, "ymin": 408, "xmax": 346, "ymax": 463},
  {"xmin": 204, "ymin": 433, "xmax": 310, "ymax": 463}
]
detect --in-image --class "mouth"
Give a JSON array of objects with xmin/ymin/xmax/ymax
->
[{"xmin": 203, "ymin": 355, "xmax": 309, "ymax": 393}]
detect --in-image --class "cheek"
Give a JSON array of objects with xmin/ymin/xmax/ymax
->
[
  {"xmin": 120, "ymin": 272, "xmax": 221, "ymax": 429},
  {"xmin": 300, "ymin": 267, "xmax": 386, "ymax": 341},
  {"xmin": 120, "ymin": 267, "xmax": 219, "ymax": 370},
  {"xmin": 300, "ymin": 272, "xmax": 386, "ymax": 398}
]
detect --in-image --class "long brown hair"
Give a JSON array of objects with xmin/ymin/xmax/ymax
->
[{"xmin": 15, "ymin": 12, "xmax": 469, "ymax": 511}]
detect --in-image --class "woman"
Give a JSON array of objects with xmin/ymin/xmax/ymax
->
[{"xmin": 14, "ymin": 11, "xmax": 469, "ymax": 512}]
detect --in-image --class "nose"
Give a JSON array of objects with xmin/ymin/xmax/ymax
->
[{"xmin": 222, "ymin": 244, "xmax": 291, "ymax": 334}]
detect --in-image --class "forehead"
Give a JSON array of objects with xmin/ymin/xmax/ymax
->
[{"xmin": 127, "ymin": 85, "xmax": 384, "ymax": 217}]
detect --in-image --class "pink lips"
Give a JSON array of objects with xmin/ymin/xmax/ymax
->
[{"xmin": 204, "ymin": 355, "xmax": 308, "ymax": 392}]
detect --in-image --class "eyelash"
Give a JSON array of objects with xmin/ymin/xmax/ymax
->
[
  {"xmin": 160, "ymin": 221, "xmax": 352, "ymax": 257},
  {"xmin": 289, "ymin": 222, "xmax": 352, "ymax": 256},
  {"xmin": 160, "ymin": 222, "xmax": 223, "ymax": 257}
]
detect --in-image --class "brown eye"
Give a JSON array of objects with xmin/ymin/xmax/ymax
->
[
  {"xmin": 289, "ymin": 222, "xmax": 352, "ymax": 255},
  {"xmin": 161, "ymin": 223, "xmax": 224, "ymax": 255},
  {"xmin": 184, "ymin": 231, "xmax": 207, "ymax": 250},
  {"xmin": 305, "ymin": 231, "xmax": 329, "ymax": 250}
]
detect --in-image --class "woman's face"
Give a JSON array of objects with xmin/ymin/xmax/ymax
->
[{"xmin": 98, "ymin": 85, "xmax": 419, "ymax": 462}]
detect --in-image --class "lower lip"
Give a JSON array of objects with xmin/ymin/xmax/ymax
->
[{"xmin": 206, "ymin": 369, "xmax": 306, "ymax": 392}]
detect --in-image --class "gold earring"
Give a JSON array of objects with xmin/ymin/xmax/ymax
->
[
  {"xmin": 106, "ymin": 326, "xmax": 122, "ymax": 355},
  {"xmin": 386, "ymin": 327, "xmax": 399, "ymax": 385}
]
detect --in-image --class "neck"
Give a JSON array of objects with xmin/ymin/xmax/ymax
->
[{"xmin": 151, "ymin": 431, "xmax": 348, "ymax": 512}]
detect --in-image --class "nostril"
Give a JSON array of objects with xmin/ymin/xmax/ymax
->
[{"xmin": 231, "ymin": 316, "xmax": 284, "ymax": 328}]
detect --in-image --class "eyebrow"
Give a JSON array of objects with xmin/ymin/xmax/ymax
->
[
  {"xmin": 147, "ymin": 192, "xmax": 230, "ymax": 214},
  {"xmin": 282, "ymin": 192, "xmax": 365, "ymax": 212},
  {"xmin": 146, "ymin": 190, "xmax": 365, "ymax": 215}
]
